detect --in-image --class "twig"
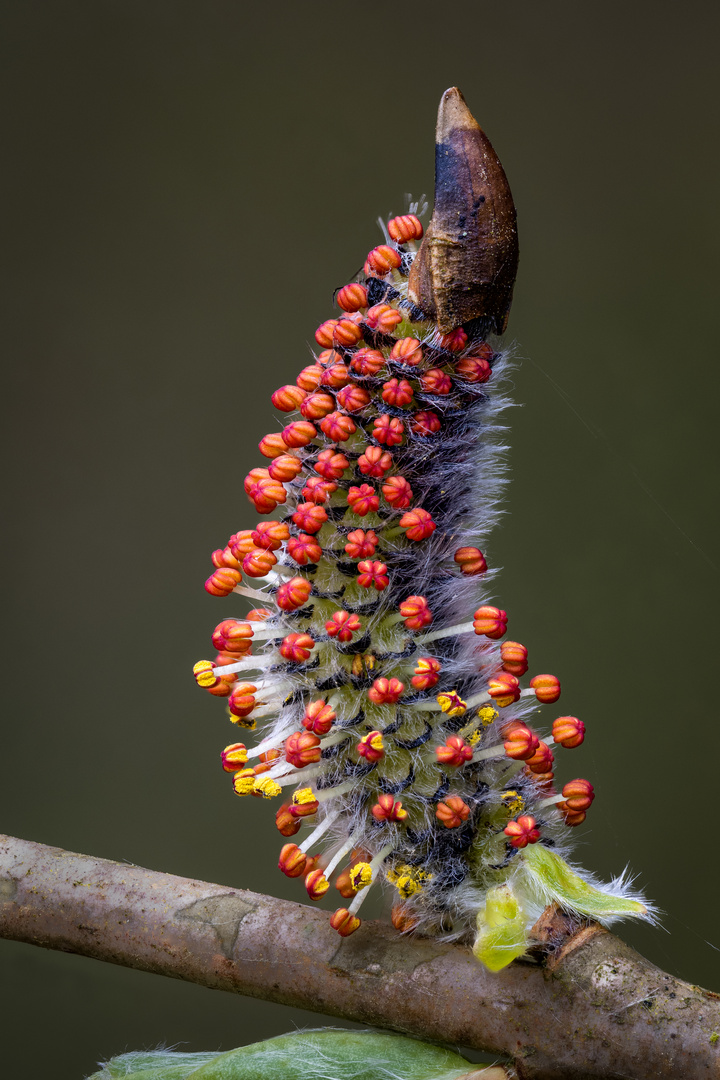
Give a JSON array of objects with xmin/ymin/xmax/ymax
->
[{"xmin": 1, "ymin": 834, "xmax": 718, "ymax": 1080}]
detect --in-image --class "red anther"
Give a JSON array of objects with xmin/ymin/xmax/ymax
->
[
  {"xmin": 320, "ymin": 411, "xmax": 356, "ymax": 441},
  {"xmin": 358, "ymin": 445, "xmax": 393, "ymax": 478},
  {"xmin": 373, "ymin": 414, "xmax": 405, "ymax": 446},
  {"xmin": 246, "ymin": 607, "xmax": 272, "ymax": 621},
  {"xmin": 336, "ymin": 384, "xmax": 371, "ymax": 413},
  {"xmin": 530, "ymin": 674, "xmax": 561, "ymax": 703},
  {"xmin": 562, "ymin": 809, "xmax": 587, "ymax": 827},
  {"xmin": 302, "ymin": 855, "xmax": 321, "ymax": 878},
  {"xmin": 210, "ymin": 546, "xmax": 242, "ymax": 570},
  {"xmin": 454, "ymin": 546, "xmax": 487, "ymax": 576},
  {"xmin": 228, "ymin": 683, "xmax": 257, "ymax": 719},
  {"xmin": 333, "ymin": 317, "xmax": 364, "ymax": 348},
  {"xmin": 347, "ymin": 484, "xmax": 380, "ymax": 516},
  {"xmin": 350, "ymin": 347, "xmax": 385, "ymax": 376},
  {"xmin": 315, "ymin": 319, "xmax": 338, "ymax": 348},
  {"xmin": 276, "ymin": 577, "xmax": 312, "ymax": 612},
  {"xmin": 552, "ymin": 716, "xmax": 585, "ymax": 748},
  {"xmin": 302, "ymin": 699, "xmax": 336, "ymax": 736},
  {"xmin": 221, "ymin": 743, "xmax": 248, "ymax": 772},
  {"xmin": 317, "ymin": 349, "xmax": 344, "ymax": 368},
  {"xmin": 439, "ymin": 328, "xmax": 468, "ymax": 352},
  {"xmin": 284, "ymin": 730, "xmax": 321, "ymax": 768},
  {"xmin": 245, "ymin": 471, "xmax": 288, "ymax": 514},
  {"xmin": 435, "ymin": 735, "xmax": 473, "ymax": 767},
  {"xmin": 456, "ymin": 355, "xmax": 492, "ymax": 383},
  {"xmin": 289, "ymin": 791, "xmax": 320, "ymax": 819},
  {"xmin": 280, "ymin": 632, "xmax": 315, "ymax": 662},
  {"xmin": 271, "ymin": 384, "xmax": 307, "ymax": 412},
  {"xmin": 387, "ymin": 214, "xmax": 423, "ymax": 243},
  {"xmin": 503, "ymin": 724, "xmax": 540, "ymax": 761},
  {"xmin": 259, "ymin": 432, "xmax": 289, "ymax": 458},
  {"xmin": 253, "ymin": 748, "xmax": 282, "ymax": 775},
  {"xmin": 364, "ymin": 244, "xmax": 402, "ymax": 276},
  {"xmin": 400, "ymin": 507, "xmax": 437, "ymax": 541},
  {"xmin": 205, "ymin": 567, "xmax": 242, "ymax": 597},
  {"xmin": 287, "ymin": 533, "xmax": 322, "ymax": 565},
  {"xmin": 382, "ymin": 377, "xmax": 414, "ymax": 407},
  {"xmin": 473, "ymin": 342, "xmax": 494, "ymax": 362},
  {"xmin": 473, "ymin": 605, "xmax": 508, "ymax": 639},
  {"xmin": 488, "ymin": 672, "xmax": 521, "ymax": 708},
  {"xmin": 242, "ymin": 547, "xmax": 277, "ymax": 578},
  {"xmin": 320, "ymin": 362, "xmax": 351, "ymax": 389},
  {"xmin": 504, "ymin": 815, "xmax": 540, "ymax": 849},
  {"xmin": 528, "ymin": 769, "xmax": 556, "ymax": 796},
  {"xmin": 371, "ymin": 794, "xmax": 408, "ymax": 822},
  {"xmin": 344, "ymin": 529, "xmax": 379, "ymax": 558},
  {"xmin": 282, "ymin": 420, "xmax": 317, "ymax": 448},
  {"xmin": 420, "ymin": 368, "xmax": 453, "ymax": 395},
  {"xmin": 330, "ymin": 907, "xmax": 361, "ymax": 937},
  {"xmin": 337, "ymin": 282, "xmax": 368, "ymax": 312},
  {"xmin": 228, "ymin": 530, "xmax": 256, "ymax": 559},
  {"xmin": 411, "ymin": 410, "xmax": 442, "ymax": 435},
  {"xmin": 300, "ymin": 391, "xmax": 336, "ymax": 421},
  {"xmin": 302, "ymin": 476, "xmax": 337, "ymax": 503},
  {"xmin": 252, "ymin": 521, "xmax": 290, "ymax": 551},
  {"xmin": 296, "ymin": 364, "xmax": 324, "ymax": 391},
  {"xmin": 365, "ymin": 303, "xmax": 403, "ymax": 334},
  {"xmin": 357, "ymin": 559, "xmax": 389, "ymax": 591},
  {"xmin": 314, "ymin": 448, "xmax": 349, "ymax": 480},
  {"xmin": 212, "ymin": 619, "xmax": 253, "ymax": 655},
  {"xmin": 412, "ymin": 657, "xmax": 442, "ymax": 690},
  {"xmin": 305, "ymin": 869, "xmax": 330, "ymax": 900},
  {"xmin": 524, "ymin": 741, "xmax": 555, "ymax": 775},
  {"xmin": 559, "ymin": 778, "xmax": 595, "ymax": 812},
  {"xmin": 501, "ymin": 641, "xmax": 528, "ymax": 677},
  {"xmin": 326, "ymin": 609, "xmax": 362, "ymax": 642},
  {"xmin": 334, "ymin": 865, "xmax": 358, "ymax": 898},
  {"xmin": 292, "ymin": 502, "xmax": 328, "ymax": 533},
  {"xmin": 357, "ymin": 731, "xmax": 385, "ymax": 761},
  {"xmin": 275, "ymin": 803, "xmax": 302, "ymax": 837},
  {"xmin": 399, "ymin": 594, "xmax": 432, "ymax": 630},
  {"xmin": 436, "ymin": 796, "xmax": 471, "ymax": 828},
  {"xmin": 279, "ymin": 843, "xmax": 308, "ymax": 878},
  {"xmin": 382, "ymin": 475, "xmax": 414, "ymax": 509},
  {"xmin": 268, "ymin": 454, "xmax": 303, "ymax": 482},
  {"xmin": 391, "ymin": 904, "xmax": 419, "ymax": 932},
  {"xmin": 390, "ymin": 337, "xmax": 423, "ymax": 365},
  {"xmin": 368, "ymin": 677, "xmax": 405, "ymax": 705}
]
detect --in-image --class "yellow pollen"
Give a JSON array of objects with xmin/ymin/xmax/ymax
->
[
  {"xmin": 229, "ymin": 714, "xmax": 257, "ymax": 730},
  {"xmin": 193, "ymin": 660, "xmax": 217, "ymax": 688},
  {"xmin": 349, "ymin": 862, "xmax": 373, "ymax": 891},
  {"xmin": 253, "ymin": 777, "xmax": 282, "ymax": 799},
  {"xmin": 232, "ymin": 769, "xmax": 256, "ymax": 796},
  {"xmin": 369, "ymin": 733, "xmax": 384, "ymax": 751},
  {"xmin": 502, "ymin": 790, "xmax": 524, "ymax": 814},
  {"xmin": 437, "ymin": 690, "xmax": 467, "ymax": 717},
  {"xmin": 478, "ymin": 706, "xmax": 498, "ymax": 726},
  {"xmin": 394, "ymin": 875, "xmax": 421, "ymax": 898},
  {"xmin": 466, "ymin": 728, "xmax": 482, "ymax": 746},
  {"xmin": 292, "ymin": 786, "xmax": 316, "ymax": 805}
]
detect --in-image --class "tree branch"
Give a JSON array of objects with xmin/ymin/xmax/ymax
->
[{"xmin": 1, "ymin": 834, "xmax": 717, "ymax": 1080}]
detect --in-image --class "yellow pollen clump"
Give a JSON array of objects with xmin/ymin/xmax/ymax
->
[
  {"xmin": 232, "ymin": 770, "xmax": 256, "ymax": 796},
  {"xmin": 466, "ymin": 728, "xmax": 482, "ymax": 746},
  {"xmin": 437, "ymin": 690, "xmax": 467, "ymax": 717},
  {"xmin": 386, "ymin": 864, "xmax": 433, "ymax": 899},
  {"xmin": 292, "ymin": 786, "xmax": 316, "ymax": 805},
  {"xmin": 369, "ymin": 733, "xmax": 384, "ymax": 751},
  {"xmin": 502, "ymin": 790, "xmax": 524, "ymax": 814},
  {"xmin": 349, "ymin": 862, "xmax": 373, "ymax": 891},
  {"xmin": 193, "ymin": 660, "xmax": 217, "ymax": 687},
  {"xmin": 395, "ymin": 875, "xmax": 421, "ymax": 898},
  {"xmin": 229, "ymin": 714, "xmax": 257, "ymax": 730},
  {"xmin": 478, "ymin": 706, "xmax": 498, "ymax": 726},
  {"xmin": 253, "ymin": 777, "xmax": 282, "ymax": 798}
]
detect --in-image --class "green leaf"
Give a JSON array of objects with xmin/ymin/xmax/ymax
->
[
  {"xmin": 472, "ymin": 884, "xmax": 530, "ymax": 972},
  {"xmin": 88, "ymin": 1029, "xmax": 476, "ymax": 1080},
  {"xmin": 521, "ymin": 845, "xmax": 647, "ymax": 920}
]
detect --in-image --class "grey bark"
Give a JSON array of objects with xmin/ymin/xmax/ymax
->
[{"xmin": 1, "ymin": 834, "xmax": 718, "ymax": 1080}]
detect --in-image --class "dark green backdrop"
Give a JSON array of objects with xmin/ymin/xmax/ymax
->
[{"xmin": 2, "ymin": 2, "xmax": 719, "ymax": 1076}]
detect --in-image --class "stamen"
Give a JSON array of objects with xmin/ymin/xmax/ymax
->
[
  {"xmin": 347, "ymin": 843, "xmax": 395, "ymax": 916},
  {"xmin": 298, "ymin": 808, "xmax": 342, "ymax": 854}
]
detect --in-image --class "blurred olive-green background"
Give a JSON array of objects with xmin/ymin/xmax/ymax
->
[{"xmin": 2, "ymin": 2, "xmax": 719, "ymax": 1076}]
